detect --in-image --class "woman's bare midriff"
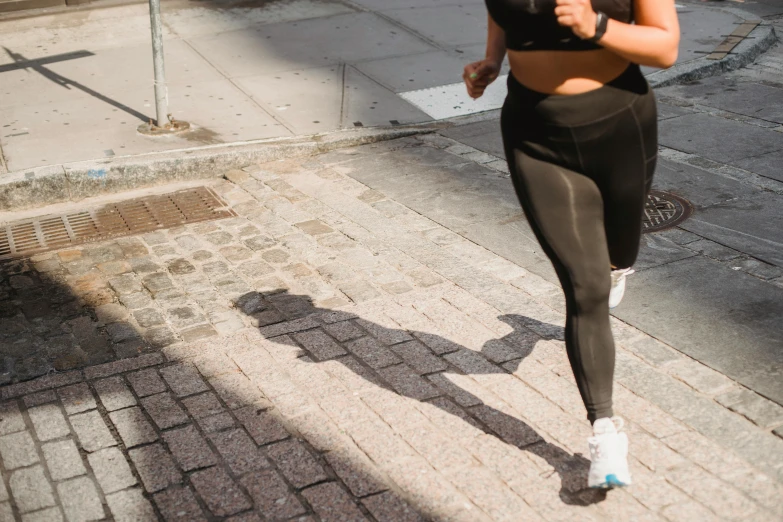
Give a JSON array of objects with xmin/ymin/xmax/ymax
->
[{"xmin": 508, "ymin": 48, "xmax": 631, "ymax": 95}]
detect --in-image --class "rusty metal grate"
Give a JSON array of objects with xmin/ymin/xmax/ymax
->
[
  {"xmin": 643, "ymin": 190, "xmax": 693, "ymax": 233},
  {"xmin": 0, "ymin": 187, "xmax": 236, "ymax": 260}
]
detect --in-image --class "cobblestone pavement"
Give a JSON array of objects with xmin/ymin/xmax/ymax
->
[{"xmin": 1, "ymin": 137, "xmax": 783, "ymax": 521}]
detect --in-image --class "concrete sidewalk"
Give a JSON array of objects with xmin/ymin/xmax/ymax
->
[{"xmin": 0, "ymin": 0, "xmax": 772, "ymax": 183}]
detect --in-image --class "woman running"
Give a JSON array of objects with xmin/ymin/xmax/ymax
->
[{"xmin": 463, "ymin": 0, "xmax": 679, "ymax": 488}]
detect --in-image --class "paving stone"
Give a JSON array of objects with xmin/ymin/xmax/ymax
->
[
  {"xmin": 293, "ymin": 329, "xmax": 347, "ymax": 361},
  {"xmin": 377, "ymin": 364, "xmax": 440, "ymax": 401},
  {"xmin": 129, "ymin": 443, "xmax": 181, "ymax": 493},
  {"xmin": 130, "ymin": 257, "xmax": 161, "ymax": 275},
  {"xmin": 210, "ymin": 373, "xmax": 269, "ymax": 410},
  {"xmin": 57, "ymin": 477, "xmax": 105, "ymax": 521},
  {"xmin": 141, "ymin": 273, "xmax": 175, "ymax": 295},
  {"xmin": 10, "ymin": 466, "xmax": 56, "ymax": 513},
  {"xmin": 667, "ymin": 361, "xmax": 734, "ymax": 395},
  {"xmin": 145, "ymin": 326, "xmax": 179, "ymax": 348},
  {"xmin": 163, "ymin": 425, "xmax": 217, "ymax": 472},
  {"xmin": 234, "ymin": 407, "xmax": 289, "ymax": 446},
  {"xmin": 323, "ymin": 321, "xmax": 364, "ymax": 342},
  {"xmin": 362, "ymin": 491, "xmax": 425, "ymax": 522},
  {"xmin": 302, "ymin": 482, "xmax": 367, "ymax": 522},
  {"xmin": 296, "ymin": 220, "xmax": 333, "ymax": 236},
  {"xmin": 21, "ymin": 507, "xmax": 63, "ymax": 522},
  {"xmin": 109, "ymin": 407, "xmax": 158, "ymax": 448},
  {"xmin": 85, "ymin": 353, "xmax": 164, "ymax": 381},
  {"xmin": 120, "ymin": 292, "xmax": 153, "ymax": 310},
  {"xmin": 87, "ymin": 447, "xmax": 136, "ymax": 494},
  {"xmin": 167, "ymin": 259, "xmax": 196, "ymax": 276},
  {"xmin": 343, "ymin": 336, "xmax": 400, "ymax": 369},
  {"xmin": 381, "ymin": 280, "xmax": 414, "ymax": 295},
  {"xmin": 69, "ymin": 410, "xmax": 116, "ymax": 452},
  {"xmin": 209, "ymin": 429, "xmax": 269, "ymax": 475},
  {"xmin": 127, "ymin": 368, "xmax": 166, "ymax": 397},
  {"xmin": 0, "ymin": 401, "xmax": 25, "ymax": 435},
  {"xmin": 716, "ymin": 389, "xmax": 783, "ymax": 429},
  {"xmin": 154, "ymin": 487, "xmax": 207, "ymax": 522},
  {"xmin": 106, "ymin": 322, "xmax": 141, "ymax": 343},
  {"xmin": 180, "ymin": 324, "xmax": 218, "ymax": 343},
  {"xmin": 338, "ymin": 280, "xmax": 382, "ymax": 303},
  {"xmin": 41, "ymin": 439, "xmax": 86, "ymax": 481},
  {"xmin": 220, "ymin": 246, "xmax": 254, "ymax": 263},
  {"xmin": 190, "ymin": 467, "xmax": 252, "ymax": 517},
  {"xmin": 205, "ymin": 231, "xmax": 234, "ymax": 246},
  {"xmin": 106, "ymin": 488, "xmax": 158, "ymax": 522},
  {"xmin": 406, "ymin": 268, "xmax": 444, "ymax": 288},
  {"xmin": 262, "ymin": 249, "xmax": 290, "ymax": 264},
  {"xmin": 225, "ymin": 512, "xmax": 262, "ymax": 522},
  {"xmin": 109, "ymin": 275, "xmax": 142, "ymax": 296},
  {"xmin": 141, "ymin": 393, "xmax": 189, "ymax": 430},
  {"xmin": 160, "ymin": 364, "xmax": 209, "ymax": 397},
  {"xmin": 182, "ymin": 392, "xmax": 224, "ymax": 419},
  {"xmin": 94, "ymin": 376, "xmax": 137, "ymax": 411},
  {"xmin": 54, "ymin": 384, "xmax": 95, "ymax": 415},
  {"xmin": 240, "ymin": 469, "xmax": 306, "ymax": 519},
  {"xmin": 26, "ymin": 403, "xmax": 70, "ymax": 442},
  {"xmin": 389, "ymin": 340, "xmax": 448, "ymax": 375},
  {"xmin": 95, "ymin": 303, "xmax": 129, "ymax": 324},
  {"xmin": 265, "ymin": 439, "xmax": 328, "ymax": 489},
  {"xmin": 192, "ymin": 250, "xmax": 214, "ymax": 262},
  {"xmin": 133, "ymin": 308, "xmax": 165, "ymax": 328},
  {"xmin": 324, "ymin": 451, "xmax": 386, "ymax": 498},
  {"xmin": 199, "ymin": 412, "xmax": 237, "ymax": 433},
  {"xmin": 23, "ymin": 390, "xmax": 57, "ymax": 408}
]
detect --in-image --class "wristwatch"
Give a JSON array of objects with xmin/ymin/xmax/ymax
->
[{"xmin": 586, "ymin": 11, "xmax": 608, "ymax": 43}]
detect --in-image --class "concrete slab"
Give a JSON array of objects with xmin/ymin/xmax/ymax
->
[
  {"xmin": 0, "ymin": 40, "xmax": 225, "ymax": 110},
  {"xmin": 634, "ymin": 233, "xmax": 698, "ymax": 271},
  {"xmin": 657, "ymin": 102, "xmax": 693, "ymax": 121},
  {"xmin": 442, "ymin": 124, "xmax": 505, "ymax": 158},
  {"xmin": 614, "ymin": 256, "xmax": 783, "ymax": 406},
  {"xmin": 0, "ymin": 4, "xmax": 172, "ymax": 58},
  {"xmin": 342, "ymin": 66, "xmax": 432, "ymax": 128},
  {"xmin": 652, "ymin": 158, "xmax": 766, "ymax": 208},
  {"xmin": 732, "ymin": 150, "xmax": 783, "ymax": 183},
  {"xmin": 659, "ymin": 113, "xmax": 783, "ymax": 163},
  {"xmin": 658, "ymin": 78, "xmax": 783, "ymax": 125},
  {"xmin": 164, "ymin": 0, "xmax": 355, "ymax": 39},
  {"xmin": 679, "ymin": 192, "xmax": 783, "ymax": 268},
  {"xmin": 355, "ymin": 50, "xmax": 473, "ymax": 93},
  {"xmin": 383, "ymin": 4, "xmax": 488, "ymax": 47},
  {"xmin": 235, "ymin": 65, "xmax": 344, "ymax": 135},
  {"xmin": 400, "ymin": 75, "xmax": 507, "ymax": 120},
  {"xmin": 187, "ymin": 12, "xmax": 435, "ymax": 77},
  {"xmin": 0, "ymin": 80, "xmax": 287, "ymax": 171},
  {"xmin": 350, "ymin": 0, "xmax": 484, "ymax": 10}
]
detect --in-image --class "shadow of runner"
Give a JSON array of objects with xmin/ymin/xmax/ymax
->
[{"xmin": 242, "ymin": 291, "xmax": 607, "ymax": 506}]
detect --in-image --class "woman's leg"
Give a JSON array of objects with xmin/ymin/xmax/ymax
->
[{"xmin": 504, "ymin": 145, "xmax": 616, "ymax": 422}]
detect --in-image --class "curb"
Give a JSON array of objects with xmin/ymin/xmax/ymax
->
[
  {"xmin": 0, "ymin": 6, "xmax": 777, "ymax": 213},
  {"xmin": 0, "ymin": 125, "xmax": 443, "ymax": 212}
]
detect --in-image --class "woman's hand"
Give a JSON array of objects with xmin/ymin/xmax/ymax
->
[
  {"xmin": 555, "ymin": 0, "xmax": 598, "ymax": 40},
  {"xmin": 463, "ymin": 59, "xmax": 501, "ymax": 99}
]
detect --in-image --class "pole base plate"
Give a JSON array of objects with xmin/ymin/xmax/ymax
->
[{"xmin": 137, "ymin": 119, "xmax": 191, "ymax": 136}]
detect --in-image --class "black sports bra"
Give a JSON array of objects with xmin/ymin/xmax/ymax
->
[{"xmin": 485, "ymin": 0, "xmax": 634, "ymax": 51}]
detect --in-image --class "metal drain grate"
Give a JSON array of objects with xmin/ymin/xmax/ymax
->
[
  {"xmin": 0, "ymin": 187, "xmax": 236, "ymax": 260},
  {"xmin": 643, "ymin": 190, "xmax": 693, "ymax": 233}
]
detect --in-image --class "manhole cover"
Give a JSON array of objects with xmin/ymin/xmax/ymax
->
[
  {"xmin": 0, "ymin": 187, "xmax": 235, "ymax": 261},
  {"xmin": 643, "ymin": 190, "xmax": 693, "ymax": 233}
]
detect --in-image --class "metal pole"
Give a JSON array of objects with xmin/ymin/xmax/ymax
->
[{"xmin": 148, "ymin": 0, "xmax": 170, "ymax": 128}]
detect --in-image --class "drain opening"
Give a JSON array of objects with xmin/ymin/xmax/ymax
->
[
  {"xmin": 643, "ymin": 190, "xmax": 693, "ymax": 233},
  {"xmin": 0, "ymin": 187, "xmax": 236, "ymax": 261}
]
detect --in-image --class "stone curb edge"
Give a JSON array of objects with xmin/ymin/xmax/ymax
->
[
  {"xmin": 647, "ymin": 13, "xmax": 778, "ymax": 88},
  {"xmin": 0, "ymin": 6, "xmax": 776, "ymax": 214}
]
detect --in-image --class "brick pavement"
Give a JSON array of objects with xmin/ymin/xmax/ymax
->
[{"xmin": 0, "ymin": 137, "xmax": 782, "ymax": 520}]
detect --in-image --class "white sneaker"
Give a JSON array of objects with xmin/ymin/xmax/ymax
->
[
  {"xmin": 588, "ymin": 417, "xmax": 632, "ymax": 489},
  {"xmin": 609, "ymin": 268, "xmax": 634, "ymax": 309}
]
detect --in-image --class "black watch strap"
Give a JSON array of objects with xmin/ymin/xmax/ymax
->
[{"xmin": 587, "ymin": 11, "xmax": 608, "ymax": 43}]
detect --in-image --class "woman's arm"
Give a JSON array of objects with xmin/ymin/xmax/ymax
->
[
  {"xmin": 463, "ymin": 15, "xmax": 507, "ymax": 99},
  {"xmin": 555, "ymin": 0, "xmax": 680, "ymax": 69}
]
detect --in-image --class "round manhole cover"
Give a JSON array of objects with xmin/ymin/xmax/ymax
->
[{"xmin": 643, "ymin": 190, "xmax": 693, "ymax": 233}]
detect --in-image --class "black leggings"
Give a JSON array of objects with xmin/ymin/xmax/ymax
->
[{"xmin": 501, "ymin": 64, "xmax": 657, "ymax": 422}]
